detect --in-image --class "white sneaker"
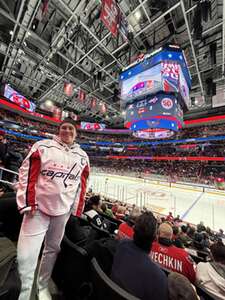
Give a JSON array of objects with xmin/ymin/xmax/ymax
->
[{"xmin": 38, "ymin": 288, "xmax": 52, "ymax": 300}]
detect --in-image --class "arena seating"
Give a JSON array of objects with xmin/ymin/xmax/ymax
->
[
  {"xmin": 90, "ymin": 257, "xmax": 140, "ymax": 300},
  {"xmin": 52, "ymin": 235, "xmax": 91, "ymax": 300},
  {"xmin": 88, "ymin": 221, "xmax": 111, "ymax": 241}
]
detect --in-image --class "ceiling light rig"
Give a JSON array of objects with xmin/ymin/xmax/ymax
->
[
  {"xmin": 192, "ymin": 0, "xmax": 212, "ymax": 40},
  {"xmin": 134, "ymin": 10, "xmax": 142, "ymax": 21}
]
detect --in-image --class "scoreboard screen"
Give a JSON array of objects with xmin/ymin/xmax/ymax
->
[
  {"xmin": 124, "ymin": 94, "xmax": 183, "ymax": 132},
  {"xmin": 81, "ymin": 122, "xmax": 106, "ymax": 130},
  {"xmin": 4, "ymin": 84, "xmax": 36, "ymax": 112},
  {"xmin": 119, "ymin": 46, "xmax": 191, "ymax": 109}
]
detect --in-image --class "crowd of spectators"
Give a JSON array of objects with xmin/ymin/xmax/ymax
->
[
  {"xmin": 78, "ymin": 193, "xmax": 225, "ymax": 299},
  {"xmin": 91, "ymin": 159, "xmax": 225, "ymax": 186},
  {"xmin": 78, "ymin": 123, "xmax": 225, "ymax": 143},
  {"xmin": 0, "ymin": 110, "xmax": 57, "ymax": 136},
  {"xmin": 2, "ymin": 107, "xmax": 225, "ymax": 144},
  {"xmin": 0, "ymin": 166, "xmax": 225, "ymax": 299},
  {"xmin": 86, "ymin": 142, "xmax": 225, "ymax": 157},
  {"xmin": 1, "ymin": 108, "xmax": 225, "ymax": 188}
]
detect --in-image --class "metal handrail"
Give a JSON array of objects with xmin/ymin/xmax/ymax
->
[{"xmin": 0, "ymin": 167, "xmax": 19, "ymax": 175}]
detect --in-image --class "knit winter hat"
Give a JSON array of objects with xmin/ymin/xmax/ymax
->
[{"xmin": 59, "ymin": 117, "xmax": 78, "ymax": 128}]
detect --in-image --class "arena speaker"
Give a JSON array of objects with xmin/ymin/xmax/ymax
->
[
  {"xmin": 191, "ymin": 97, "xmax": 195, "ymax": 106},
  {"xmin": 210, "ymin": 43, "xmax": 217, "ymax": 65},
  {"xmin": 205, "ymin": 78, "xmax": 216, "ymax": 96},
  {"xmin": 150, "ymin": 0, "xmax": 168, "ymax": 11},
  {"xmin": 112, "ymin": 88, "xmax": 119, "ymax": 103}
]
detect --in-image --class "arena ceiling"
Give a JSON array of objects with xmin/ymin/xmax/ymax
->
[{"xmin": 0, "ymin": 0, "xmax": 224, "ymax": 127}]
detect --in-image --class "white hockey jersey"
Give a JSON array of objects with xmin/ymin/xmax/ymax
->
[{"xmin": 17, "ymin": 136, "xmax": 90, "ymax": 216}]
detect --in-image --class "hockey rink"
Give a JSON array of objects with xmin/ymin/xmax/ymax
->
[{"xmin": 89, "ymin": 174, "xmax": 225, "ymax": 231}]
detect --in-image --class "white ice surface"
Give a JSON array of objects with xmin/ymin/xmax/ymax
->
[{"xmin": 89, "ymin": 174, "xmax": 225, "ymax": 231}]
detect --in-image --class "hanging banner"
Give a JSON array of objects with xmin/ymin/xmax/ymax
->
[
  {"xmin": 100, "ymin": 0, "xmax": 120, "ymax": 37},
  {"xmin": 64, "ymin": 82, "xmax": 73, "ymax": 97},
  {"xmin": 78, "ymin": 89, "xmax": 86, "ymax": 101},
  {"xmin": 91, "ymin": 97, "xmax": 97, "ymax": 108},
  {"xmin": 100, "ymin": 102, "xmax": 107, "ymax": 113}
]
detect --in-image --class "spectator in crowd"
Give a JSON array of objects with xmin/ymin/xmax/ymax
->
[
  {"xmin": 166, "ymin": 212, "xmax": 174, "ymax": 222},
  {"xmin": 111, "ymin": 201, "xmax": 119, "ymax": 215},
  {"xmin": 196, "ymin": 241, "xmax": 225, "ymax": 300},
  {"xmin": 168, "ymin": 272, "xmax": 200, "ymax": 300},
  {"xmin": 217, "ymin": 229, "xmax": 225, "ymax": 240},
  {"xmin": 0, "ymin": 187, "xmax": 21, "ymax": 241},
  {"xmin": 111, "ymin": 212, "xmax": 168, "ymax": 300},
  {"xmin": 85, "ymin": 195, "xmax": 101, "ymax": 212},
  {"xmin": 179, "ymin": 225, "xmax": 192, "ymax": 247},
  {"xmin": 115, "ymin": 205, "xmax": 126, "ymax": 220},
  {"xmin": 151, "ymin": 223, "xmax": 196, "ymax": 283},
  {"xmin": 187, "ymin": 227, "xmax": 196, "ymax": 240},
  {"xmin": 84, "ymin": 195, "xmax": 105, "ymax": 228},
  {"xmin": 2, "ymin": 148, "xmax": 23, "ymax": 182},
  {"xmin": 173, "ymin": 215, "xmax": 182, "ymax": 223},
  {"xmin": 116, "ymin": 208, "xmax": 140, "ymax": 240},
  {"xmin": 172, "ymin": 226, "xmax": 184, "ymax": 248},
  {"xmin": 0, "ymin": 130, "xmax": 7, "ymax": 179},
  {"xmin": 193, "ymin": 232, "xmax": 210, "ymax": 253},
  {"xmin": 84, "ymin": 195, "xmax": 110, "ymax": 232},
  {"xmin": 197, "ymin": 221, "xmax": 206, "ymax": 233},
  {"xmin": 101, "ymin": 203, "xmax": 114, "ymax": 218},
  {"xmin": 0, "ymin": 234, "xmax": 21, "ymax": 300},
  {"xmin": 201, "ymin": 232, "xmax": 211, "ymax": 249}
]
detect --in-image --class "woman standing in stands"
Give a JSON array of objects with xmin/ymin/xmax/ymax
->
[{"xmin": 16, "ymin": 118, "xmax": 90, "ymax": 300}]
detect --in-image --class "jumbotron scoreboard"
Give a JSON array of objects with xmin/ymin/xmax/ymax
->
[{"xmin": 119, "ymin": 45, "xmax": 192, "ymax": 139}]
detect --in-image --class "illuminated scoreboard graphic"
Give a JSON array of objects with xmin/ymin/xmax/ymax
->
[
  {"xmin": 132, "ymin": 128, "xmax": 174, "ymax": 140},
  {"xmin": 81, "ymin": 122, "xmax": 106, "ymax": 130},
  {"xmin": 119, "ymin": 45, "xmax": 191, "ymax": 136},
  {"xmin": 4, "ymin": 84, "xmax": 36, "ymax": 112},
  {"xmin": 125, "ymin": 94, "xmax": 183, "ymax": 132}
]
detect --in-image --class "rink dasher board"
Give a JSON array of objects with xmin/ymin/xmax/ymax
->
[{"xmin": 91, "ymin": 173, "xmax": 225, "ymax": 196}]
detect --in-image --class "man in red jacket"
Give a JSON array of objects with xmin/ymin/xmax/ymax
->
[
  {"xmin": 116, "ymin": 208, "xmax": 140, "ymax": 240},
  {"xmin": 166, "ymin": 211, "xmax": 174, "ymax": 222},
  {"xmin": 150, "ymin": 223, "xmax": 196, "ymax": 283}
]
